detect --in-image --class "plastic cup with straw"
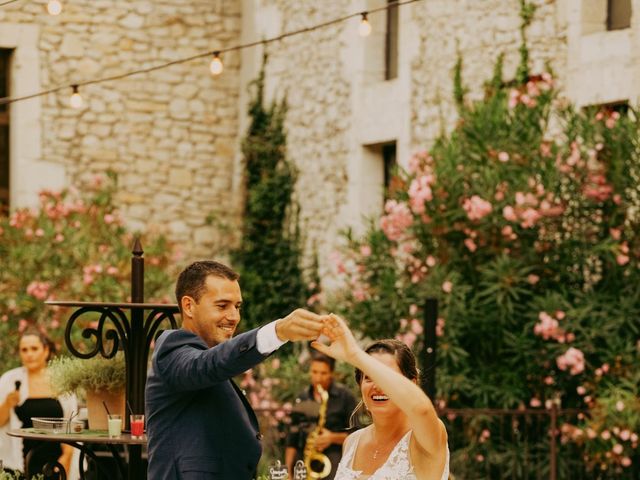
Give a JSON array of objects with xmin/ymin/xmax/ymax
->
[
  {"xmin": 128, "ymin": 401, "xmax": 145, "ymax": 438},
  {"xmin": 104, "ymin": 401, "xmax": 122, "ymax": 438}
]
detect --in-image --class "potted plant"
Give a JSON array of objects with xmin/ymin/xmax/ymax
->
[{"xmin": 49, "ymin": 353, "xmax": 126, "ymax": 430}]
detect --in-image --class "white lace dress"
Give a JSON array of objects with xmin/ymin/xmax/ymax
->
[{"xmin": 334, "ymin": 429, "xmax": 450, "ymax": 480}]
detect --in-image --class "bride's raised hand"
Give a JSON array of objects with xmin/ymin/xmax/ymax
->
[{"xmin": 311, "ymin": 314, "xmax": 361, "ymax": 364}]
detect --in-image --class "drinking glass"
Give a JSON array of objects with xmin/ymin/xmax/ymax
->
[
  {"xmin": 130, "ymin": 414, "xmax": 145, "ymax": 438},
  {"xmin": 108, "ymin": 414, "xmax": 122, "ymax": 438}
]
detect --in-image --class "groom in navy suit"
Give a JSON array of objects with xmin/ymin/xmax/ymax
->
[{"xmin": 145, "ymin": 260, "xmax": 325, "ymax": 479}]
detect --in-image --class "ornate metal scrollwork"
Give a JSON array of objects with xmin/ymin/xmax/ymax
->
[{"xmin": 64, "ymin": 306, "xmax": 129, "ymax": 359}]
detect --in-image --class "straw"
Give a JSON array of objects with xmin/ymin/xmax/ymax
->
[
  {"xmin": 102, "ymin": 401, "xmax": 112, "ymax": 417},
  {"xmin": 127, "ymin": 401, "xmax": 134, "ymax": 416}
]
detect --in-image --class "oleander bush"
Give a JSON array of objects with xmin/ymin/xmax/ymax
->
[
  {"xmin": 0, "ymin": 173, "xmax": 177, "ymax": 369},
  {"xmin": 326, "ymin": 16, "xmax": 640, "ymax": 480}
]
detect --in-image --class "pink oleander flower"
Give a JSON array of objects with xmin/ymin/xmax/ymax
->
[
  {"xmin": 410, "ymin": 319, "xmax": 423, "ymax": 335},
  {"xmin": 534, "ymin": 311, "xmax": 560, "ymax": 340},
  {"xmin": 556, "ymin": 347, "xmax": 585, "ymax": 375},
  {"xmin": 436, "ymin": 317, "xmax": 445, "ymax": 337},
  {"xmin": 380, "ymin": 200, "xmax": 413, "ymax": 241},
  {"xmin": 353, "ymin": 287, "xmax": 368, "ymax": 302},
  {"xmin": 463, "ymin": 195, "xmax": 492, "ymax": 221},
  {"xmin": 530, "ymin": 397, "xmax": 542, "ymax": 408},
  {"xmin": 402, "ymin": 331, "xmax": 417, "ymax": 348},
  {"xmin": 520, "ymin": 208, "xmax": 541, "ymax": 228},
  {"xmin": 360, "ymin": 245, "xmax": 372, "ymax": 257},
  {"xmin": 621, "ymin": 457, "xmax": 632, "ymax": 467},
  {"xmin": 616, "ymin": 401, "xmax": 625, "ymax": 412},
  {"xmin": 26, "ymin": 281, "xmax": 51, "ymax": 301},
  {"xmin": 583, "ymin": 172, "xmax": 613, "ymax": 202},
  {"xmin": 498, "ymin": 151, "xmax": 510, "ymax": 162},
  {"xmin": 577, "ymin": 386, "xmax": 586, "ymax": 395},
  {"xmin": 527, "ymin": 274, "xmax": 540, "ymax": 285},
  {"xmin": 442, "ymin": 281, "xmax": 453, "ymax": 293},
  {"xmin": 408, "ymin": 174, "xmax": 435, "ymax": 214},
  {"xmin": 464, "ymin": 238, "xmax": 477, "ymax": 252},
  {"xmin": 503, "ymin": 206, "xmax": 518, "ymax": 222},
  {"xmin": 408, "ymin": 150, "xmax": 433, "ymax": 174},
  {"xmin": 508, "ymin": 89, "xmax": 520, "ymax": 109}
]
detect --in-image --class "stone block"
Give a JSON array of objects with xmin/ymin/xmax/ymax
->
[{"xmin": 171, "ymin": 169, "xmax": 193, "ymax": 187}]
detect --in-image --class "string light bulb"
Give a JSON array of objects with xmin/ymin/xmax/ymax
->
[
  {"xmin": 358, "ymin": 12, "xmax": 372, "ymax": 37},
  {"xmin": 209, "ymin": 52, "xmax": 224, "ymax": 76},
  {"xmin": 47, "ymin": 0, "xmax": 63, "ymax": 16},
  {"xmin": 69, "ymin": 85, "xmax": 83, "ymax": 109}
]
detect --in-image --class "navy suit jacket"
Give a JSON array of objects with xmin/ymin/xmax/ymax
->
[{"xmin": 146, "ymin": 328, "xmax": 269, "ymax": 479}]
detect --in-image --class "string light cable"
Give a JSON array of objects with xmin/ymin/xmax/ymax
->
[
  {"xmin": 0, "ymin": 0, "xmax": 22, "ymax": 6},
  {"xmin": 0, "ymin": 0, "xmax": 423, "ymax": 106}
]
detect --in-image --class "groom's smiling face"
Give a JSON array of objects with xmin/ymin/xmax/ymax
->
[{"xmin": 183, "ymin": 275, "xmax": 242, "ymax": 347}]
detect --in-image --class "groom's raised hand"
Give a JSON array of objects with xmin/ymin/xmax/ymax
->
[{"xmin": 275, "ymin": 309, "xmax": 327, "ymax": 342}]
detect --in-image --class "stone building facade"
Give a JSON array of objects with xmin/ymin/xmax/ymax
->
[{"xmin": 2, "ymin": 0, "xmax": 638, "ymax": 280}]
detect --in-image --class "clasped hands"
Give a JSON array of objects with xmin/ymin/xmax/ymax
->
[{"xmin": 275, "ymin": 309, "xmax": 359, "ymax": 363}]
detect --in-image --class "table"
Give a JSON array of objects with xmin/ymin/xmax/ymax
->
[{"xmin": 8, "ymin": 428, "xmax": 147, "ymax": 480}]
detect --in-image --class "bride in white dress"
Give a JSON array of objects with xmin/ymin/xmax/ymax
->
[{"xmin": 312, "ymin": 314, "xmax": 449, "ymax": 480}]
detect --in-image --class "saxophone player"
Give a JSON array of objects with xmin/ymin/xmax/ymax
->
[{"xmin": 285, "ymin": 351, "xmax": 357, "ymax": 479}]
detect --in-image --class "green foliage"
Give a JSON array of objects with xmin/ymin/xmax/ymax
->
[
  {"xmin": 328, "ymin": 50, "xmax": 640, "ymax": 475},
  {"xmin": 49, "ymin": 353, "xmax": 126, "ymax": 395},
  {"xmin": 453, "ymin": 55, "xmax": 467, "ymax": 113},
  {"xmin": 0, "ymin": 473, "xmax": 43, "ymax": 480},
  {"xmin": 516, "ymin": 0, "xmax": 536, "ymax": 85},
  {"xmin": 0, "ymin": 174, "xmax": 176, "ymax": 369},
  {"xmin": 232, "ymin": 60, "xmax": 310, "ymax": 331}
]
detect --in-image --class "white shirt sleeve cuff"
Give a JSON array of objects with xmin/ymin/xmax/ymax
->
[{"xmin": 256, "ymin": 321, "xmax": 287, "ymax": 354}]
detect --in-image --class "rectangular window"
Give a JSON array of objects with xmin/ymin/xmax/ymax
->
[
  {"xmin": 603, "ymin": 100, "xmax": 630, "ymax": 116},
  {"xmin": 586, "ymin": 100, "xmax": 630, "ymax": 116},
  {"xmin": 385, "ymin": 0, "xmax": 399, "ymax": 80},
  {"xmin": 0, "ymin": 49, "xmax": 11, "ymax": 213},
  {"xmin": 382, "ymin": 142, "xmax": 397, "ymax": 201},
  {"xmin": 607, "ymin": 0, "xmax": 632, "ymax": 30}
]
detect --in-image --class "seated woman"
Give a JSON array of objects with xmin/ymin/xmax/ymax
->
[
  {"xmin": 0, "ymin": 329, "xmax": 77, "ymax": 478},
  {"xmin": 312, "ymin": 314, "xmax": 449, "ymax": 480}
]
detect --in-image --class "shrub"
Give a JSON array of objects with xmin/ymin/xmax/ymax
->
[
  {"xmin": 49, "ymin": 353, "xmax": 126, "ymax": 396},
  {"xmin": 0, "ymin": 173, "xmax": 176, "ymax": 369},
  {"xmin": 328, "ymin": 34, "xmax": 640, "ymax": 478}
]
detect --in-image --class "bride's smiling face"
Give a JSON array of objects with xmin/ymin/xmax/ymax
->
[{"xmin": 360, "ymin": 352, "xmax": 403, "ymax": 414}]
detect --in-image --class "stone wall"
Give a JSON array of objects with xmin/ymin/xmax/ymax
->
[
  {"xmin": 1, "ymin": 0, "xmax": 243, "ymax": 259},
  {"xmin": 242, "ymin": 0, "xmax": 355, "ymax": 277},
  {"xmin": 241, "ymin": 0, "xmax": 570, "ymax": 282},
  {"xmin": 4, "ymin": 0, "xmax": 637, "ymax": 284},
  {"xmin": 410, "ymin": 0, "xmax": 568, "ymax": 149}
]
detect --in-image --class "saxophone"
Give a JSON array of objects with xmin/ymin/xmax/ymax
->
[{"xmin": 303, "ymin": 385, "xmax": 332, "ymax": 479}]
